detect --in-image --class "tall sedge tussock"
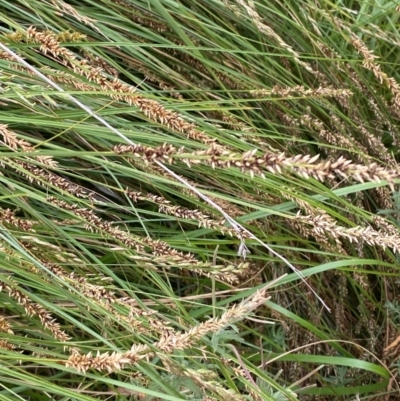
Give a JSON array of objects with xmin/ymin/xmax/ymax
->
[{"xmin": 0, "ymin": 1, "xmax": 399, "ymax": 400}]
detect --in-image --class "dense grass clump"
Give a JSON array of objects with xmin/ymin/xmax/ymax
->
[{"xmin": 0, "ymin": 0, "xmax": 399, "ymax": 399}]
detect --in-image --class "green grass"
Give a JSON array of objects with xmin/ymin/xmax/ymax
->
[{"xmin": 0, "ymin": 0, "xmax": 398, "ymax": 399}]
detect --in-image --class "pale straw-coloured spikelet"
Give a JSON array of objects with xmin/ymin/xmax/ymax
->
[
  {"xmin": 127, "ymin": 254, "xmax": 242, "ymax": 284},
  {"xmin": 80, "ymin": 50, "xmax": 119, "ymax": 77},
  {"xmin": 0, "ymin": 317, "xmax": 15, "ymax": 351},
  {"xmin": 0, "ymin": 124, "xmax": 97, "ymax": 201},
  {"xmin": 114, "ymin": 142, "xmax": 400, "ymax": 189},
  {"xmin": 318, "ymin": 41, "xmax": 400, "ymax": 146},
  {"xmin": 125, "ymin": 189, "xmax": 247, "ymax": 239},
  {"xmin": 20, "ymin": 234, "xmax": 82, "ymax": 265},
  {"xmin": 46, "ymin": 196, "xmax": 146, "ymax": 253},
  {"xmin": 66, "ymin": 284, "xmax": 273, "ymax": 373},
  {"xmin": 0, "ymin": 340, "xmax": 16, "ymax": 351},
  {"xmin": 60, "ymin": 272, "xmax": 174, "ymax": 336},
  {"xmin": 350, "ymin": 34, "xmax": 400, "ymax": 114},
  {"xmin": 373, "ymin": 216, "xmax": 398, "ymax": 237},
  {"xmin": 319, "ymin": 41, "xmax": 400, "ymax": 147},
  {"xmin": 0, "ymin": 315, "xmax": 15, "ymax": 350},
  {"xmin": 128, "ymin": 159, "xmax": 245, "ymax": 218},
  {"xmin": 219, "ymin": 112, "xmax": 253, "ymax": 133},
  {"xmin": 0, "ymin": 124, "xmax": 58, "ymax": 168},
  {"xmin": 0, "ymin": 208, "xmax": 35, "ymax": 232},
  {"xmin": 371, "ymin": 187, "xmax": 395, "ymax": 211},
  {"xmin": 282, "ymin": 191, "xmax": 346, "ymax": 254},
  {"xmin": 34, "ymin": 66, "xmax": 95, "ymax": 91},
  {"xmin": 251, "ymin": 84, "xmax": 352, "ymax": 101},
  {"xmin": 350, "ymin": 114, "xmax": 394, "ymax": 166},
  {"xmin": 300, "ymin": 113, "xmax": 369, "ymax": 163},
  {"xmin": 49, "ymin": 0, "xmax": 97, "ymax": 29},
  {"xmin": 46, "ymin": 196, "xmax": 242, "ymax": 283},
  {"xmin": 295, "ymin": 211, "xmax": 400, "ymax": 254},
  {"xmin": 14, "ymin": 236, "xmax": 174, "ymax": 337},
  {"xmin": 227, "ymin": 0, "xmax": 324, "ymax": 79},
  {"xmin": 142, "ymin": 236, "xmax": 244, "ymax": 283},
  {"xmin": 24, "ymin": 27, "xmax": 217, "ymax": 145},
  {"xmin": 5, "ymin": 159, "xmax": 96, "ymax": 201},
  {"xmin": 328, "ymin": 114, "xmax": 371, "ymax": 162},
  {"xmin": 0, "ymin": 316, "xmax": 13, "ymax": 335},
  {"xmin": 0, "ymin": 279, "xmax": 70, "ymax": 342},
  {"xmin": 43, "ymin": 4, "xmax": 106, "ymax": 40}
]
